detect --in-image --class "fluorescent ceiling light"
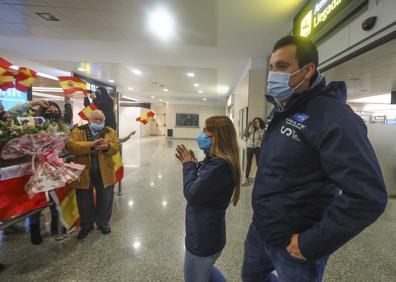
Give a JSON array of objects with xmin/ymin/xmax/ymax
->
[
  {"xmin": 148, "ymin": 7, "xmax": 175, "ymax": 41},
  {"xmin": 202, "ymin": 98, "xmax": 207, "ymax": 101},
  {"xmin": 217, "ymin": 85, "xmax": 230, "ymax": 95},
  {"xmin": 194, "ymin": 83, "xmax": 199, "ymax": 87},
  {"xmin": 77, "ymin": 67, "xmax": 86, "ymax": 72},
  {"xmin": 197, "ymin": 90, "xmax": 203, "ymax": 94},
  {"xmin": 187, "ymin": 72, "xmax": 195, "ymax": 77},
  {"xmin": 108, "ymin": 79, "xmax": 115, "ymax": 83},
  {"xmin": 133, "ymin": 69, "xmax": 143, "ymax": 76},
  {"xmin": 32, "ymin": 87, "xmax": 64, "ymax": 93},
  {"xmin": 349, "ymin": 94, "xmax": 391, "ymax": 104},
  {"xmin": 159, "ymin": 98, "xmax": 164, "ymax": 101},
  {"xmin": 37, "ymin": 72, "xmax": 59, "ymax": 81},
  {"xmin": 128, "ymin": 87, "xmax": 134, "ymax": 90},
  {"xmin": 10, "ymin": 66, "xmax": 59, "ymax": 80},
  {"xmin": 32, "ymin": 92, "xmax": 64, "ymax": 100},
  {"xmin": 163, "ymin": 88, "xmax": 169, "ymax": 92},
  {"xmin": 122, "ymin": 95, "xmax": 139, "ymax": 102},
  {"xmin": 151, "ymin": 96, "xmax": 155, "ymax": 99}
]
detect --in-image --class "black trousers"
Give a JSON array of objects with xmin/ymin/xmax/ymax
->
[
  {"xmin": 245, "ymin": 147, "xmax": 260, "ymax": 179},
  {"xmin": 76, "ymin": 171, "xmax": 114, "ymax": 229}
]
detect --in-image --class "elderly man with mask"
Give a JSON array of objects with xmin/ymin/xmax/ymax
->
[{"xmin": 67, "ymin": 110, "xmax": 119, "ymax": 240}]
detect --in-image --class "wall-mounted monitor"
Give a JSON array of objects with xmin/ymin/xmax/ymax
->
[{"xmin": 176, "ymin": 113, "xmax": 199, "ymax": 127}]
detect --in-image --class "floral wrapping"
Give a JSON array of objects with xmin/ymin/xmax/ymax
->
[{"xmin": 1, "ymin": 132, "xmax": 85, "ymax": 196}]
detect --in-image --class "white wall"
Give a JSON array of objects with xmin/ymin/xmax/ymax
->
[
  {"xmin": 166, "ymin": 104, "xmax": 226, "ymax": 139},
  {"xmin": 119, "ymin": 106, "xmax": 141, "ymax": 137},
  {"xmin": 318, "ymin": 0, "xmax": 396, "ymax": 68}
]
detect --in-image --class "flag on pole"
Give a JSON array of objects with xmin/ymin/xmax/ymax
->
[
  {"xmin": 58, "ymin": 76, "xmax": 88, "ymax": 95},
  {"xmin": 113, "ymin": 152, "xmax": 124, "ymax": 183},
  {"xmin": 15, "ymin": 67, "xmax": 37, "ymax": 92},
  {"xmin": 0, "ymin": 70, "xmax": 15, "ymax": 91},
  {"xmin": 0, "ymin": 57, "xmax": 12, "ymax": 75},
  {"xmin": 78, "ymin": 103, "xmax": 97, "ymax": 120}
]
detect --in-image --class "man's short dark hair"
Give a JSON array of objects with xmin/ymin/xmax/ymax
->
[{"xmin": 273, "ymin": 35, "xmax": 318, "ymax": 68}]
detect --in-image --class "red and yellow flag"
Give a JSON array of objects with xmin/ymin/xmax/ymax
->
[
  {"xmin": 113, "ymin": 152, "xmax": 124, "ymax": 183},
  {"xmin": 0, "ymin": 70, "xmax": 15, "ymax": 91},
  {"xmin": 15, "ymin": 67, "xmax": 37, "ymax": 92},
  {"xmin": 78, "ymin": 103, "xmax": 97, "ymax": 120},
  {"xmin": 0, "ymin": 57, "xmax": 12, "ymax": 75},
  {"xmin": 58, "ymin": 76, "xmax": 88, "ymax": 95}
]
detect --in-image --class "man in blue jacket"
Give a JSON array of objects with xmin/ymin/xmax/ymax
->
[{"xmin": 241, "ymin": 35, "xmax": 387, "ymax": 282}]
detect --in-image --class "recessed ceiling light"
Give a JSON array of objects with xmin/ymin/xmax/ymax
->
[
  {"xmin": 128, "ymin": 87, "xmax": 134, "ymax": 90},
  {"xmin": 163, "ymin": 88, "xmax": 169, "ymax": 92},
  {"xmin": 77, "ymin": 67, "xmax": 86, "ymax": 72},
  {"xmin": 202, "ymin": 98, "xmax": 207, "ymax": 101},
  {"xmin": 159, "ymin": 98, "xmax": 164, "ymax": 101},
  {"xmin": 108, "ymin": 79, "xmax": 115, "ymax": 83},
  {"xmin": 194, "ymin": 83, "xmax": 199, "ymax": 87},
  {"xmin": 148, "ymin": 7, "xmax": 175, "ymax": 41},
  {"xmin": 197, "ymin": 90, "xmax": 203, "ymax": 93},
  {"xmin": 151, "ymin": 96, "xmax": 155, "ymax": 99},
  {"xmin": 133, "ymin": 69, "xmax": 143, "ymax": 76},
  {"xmin": 36, "ymin": 12, "xmax": 60, "ymax": 22},
  {"xmin": 187, "ymin": 72, "xmax": 195, "ymax": 77}
]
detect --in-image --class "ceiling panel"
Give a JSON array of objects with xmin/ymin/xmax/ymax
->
[
  {"xmin": 102, "ymin": 10, "xmax": 141, "ymax": 30},
  {"xmin": 0, "ymin": 22, "xmax": 24, "ymax": 36},
  {"xmin": 4, "ymin": 0, "xmax": 48, "ymax": 5},
  {"xmin": 43, "ymin": 0, "xmax": 90, "ymax": 9},
  {"xmin": 0, "ymin": 4, "xmax": 42, "ymax": 24},
  {"xmin": 12, "ymin": 23, "xmax": 62, "ymax": 38},
  {"xmin": 54, "ymin": 7, "xmax": 111, "ymax": 28},
  {"xmin": 49, "ymin": 26, "xmax": 91, "ymax": 39},
  {"xmin": 324, "ymin": 39, "xmax": 396, "ymax": 100},
  {"xmin": 12, "ymin": 5, "xmax": 74, "ymax": 26}
]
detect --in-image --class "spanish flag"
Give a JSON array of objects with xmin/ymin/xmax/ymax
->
[
  {"xmin": 58, "ymin": 76, "xmax": 88, "ymax": 95},
  {"xmin": 0, "ymin": 57, "xmax": 12, "ymax": 75},
  {"xmin": 113, "ymin": 152, "xmax": 124, "ymax": 183},
  {"xmin": 0, "ymin": 70, "xmax": 14, "ymax": 91},
  {"xmin": 78, "ymin": 103, "xmax": 97, "ymax": 120},
  {"xmin": 15, "ymin": 67, "xmax": 37, "ymax": 92}
]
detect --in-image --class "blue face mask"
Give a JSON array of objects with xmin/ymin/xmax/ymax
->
[
  {"xmin": 267, "ymin": 67, "xmax": 306, "ymax": 102},
  {"xmin": 89, "ymin": 122, "xmax": 105, "ymax": 133},
  {"xmin": 197, "ymin": 132, "xmax": 212, "ymax": 151}
]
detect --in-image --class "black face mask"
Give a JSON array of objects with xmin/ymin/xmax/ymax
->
[{"xmin": 44, "ymin": 113, "xmax": 61, "ymax": 121}]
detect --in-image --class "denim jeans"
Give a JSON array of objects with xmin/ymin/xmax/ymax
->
[
  {"xmin": 184, "ymin": 250, "xmax": 227, "ymax": 282},
  {"xmin": 242, "ymin": 224, "xmax": 328, "ymax": 282}
]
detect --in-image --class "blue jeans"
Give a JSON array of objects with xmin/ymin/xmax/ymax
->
[
  {"xmin": 242, "ymin": 224, "xmax": 328, "ymax": 282},
  {"xmin": 184, "ymin": 250, "xmax": 227, "ymax": 282}
]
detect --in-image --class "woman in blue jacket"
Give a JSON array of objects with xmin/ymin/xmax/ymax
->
[{"xmin": 176, "ymin": 116, "xmax": 241, "ymax": 282}]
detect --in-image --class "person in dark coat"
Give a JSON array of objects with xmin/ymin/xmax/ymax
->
[
  {"xmin": 176, "ymin": 116, "xmax": 241, "ymax": 282},
  {"xmin": 84, "ymin": 87, "xmax": 116, "ymax": 130},
  {"xmin": 241, "ymin": 35, "xmax": 387, "ymax": 282}
]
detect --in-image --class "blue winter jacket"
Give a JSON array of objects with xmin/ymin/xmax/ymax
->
[
  {"xmin": 183, "ymin": 155, "xmax": 235, "ymax": 257},
  {"xmin": 252, "ymin": 75, "xmax": 387, "ymax": 261}
]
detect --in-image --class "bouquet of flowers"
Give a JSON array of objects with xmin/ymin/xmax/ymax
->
[
  {"xmin": 1, "ymin": 132, "xmax": 85, "ymax": 196},
  {"xmin": 0, "ymin": 119, "xmax": 58, "ymax": 150}
]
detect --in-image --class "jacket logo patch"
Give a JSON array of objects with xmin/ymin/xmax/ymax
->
[
  {"xmin": 281, "ymin": 126, "xmax": 301, "ymax": 142},
  {"xmin": 292, "ymin": 113, "xmax": 309, "ymax": 123},
  {"xmin": 281, "ymin": 126, "xmax": 293, "ymax": 136}
]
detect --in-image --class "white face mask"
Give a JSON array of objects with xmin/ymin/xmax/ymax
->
[{"xmin": 267, "ymin": 66, "xmax": 306, "ymax": 102}]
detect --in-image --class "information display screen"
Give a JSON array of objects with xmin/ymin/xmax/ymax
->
[
  {"xmin": 293, "ymin": 0, "xmax": 368, "ymax": 42},
  {"xmin": 176, "ymin": 113, "xmax": 199, "ymax": 127}
]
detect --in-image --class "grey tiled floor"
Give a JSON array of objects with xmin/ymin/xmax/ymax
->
[{"xmin": 0, "ymin": 137, "xmax": 395, "ymax": 281}]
